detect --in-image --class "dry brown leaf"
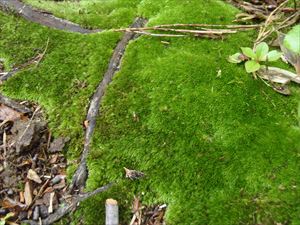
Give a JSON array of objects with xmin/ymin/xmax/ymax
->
[
  {"xmin": 27, "ymin": 169, "xmax": 42, "ymax": 184},
  {"xmin": 24, "ymin": 181, "xmax": 33, "ymax": 206},
  {"xmin": 49, "ymin": 154, "xmax": 58, "ymax": 164},
  {"xmin": 124, "ymin": 167, "xmax": 145, "ymax": 180},
  {"xmin": 83, "ymin": 120, "xmax": 89, "ymax": 129},
  {"xmin": 1, "ymin": 197, "xmax": 26, "ymax": 210},
  {"xmin": 0, "ymin": 104, "xmax": 22, "ymax": 121},
  {"xmin": 19, "ymin": 191, "xmax": 25, "ymax": 203}
]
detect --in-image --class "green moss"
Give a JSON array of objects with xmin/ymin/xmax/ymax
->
[
  {"xmin": 23, "ymin": 0, "xmax": 142, "ymax": 29},
  {"xmin": 1, "ymin": 0, "xmax": 300, "ymax": 224},
  {"xmin": 0, "ymin": 11, "xmax": 121, "ymax": 163}
]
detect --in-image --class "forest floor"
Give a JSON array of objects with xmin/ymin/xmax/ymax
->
[{"xmin": 0, "ymin": 0, "xmax": 300, "ymax": 225}]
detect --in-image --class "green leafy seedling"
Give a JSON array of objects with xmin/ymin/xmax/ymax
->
[{"xmin": 229, "ymin": 42, "xmax": 282, "ymax": 73}]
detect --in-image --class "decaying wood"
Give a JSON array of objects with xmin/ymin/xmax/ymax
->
[
  {"xmin": 0, "ymin": 0, "xmax": 100, "ymax": 33},
  {"xmin": 0, "ymin": 93, "xmax": 31, "ymax": 115},
  {"xmin": 23, "ymin": 183, "xmax": 114, "ymax": 225},
  {"xmin": 105, "ymin": 199, "xmax": 119, "ymax": 225},
  {"xmin": 69, "ymin": 17, "xmax": 147, "ymax": 193}
]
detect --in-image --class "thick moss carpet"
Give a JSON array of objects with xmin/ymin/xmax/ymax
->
[{"xmin": 1, "ymin": 0, "xmax": 299, "ymax": 224}]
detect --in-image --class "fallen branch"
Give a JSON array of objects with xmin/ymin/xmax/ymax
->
[
  {"xmin": 152, "ymin": 23, "xmax": 262, "ymax": 29},
  {"xmin": 113, "ymin": 25, "xmax": 258, "ymax": 38},
  {"xmin": 106, "ymin": 199, "xmax": 119, "ymax": 225},
  {"xmin": 0, "ymin": 0, "xmax": 101, "ymax": 34},
  {"xmin": 255, "ymin": 0, "xmax": 290, "ymax": 44},
  {"xmin": 23, "ymin": 183, "xmax": 114, "ymax": 225}
]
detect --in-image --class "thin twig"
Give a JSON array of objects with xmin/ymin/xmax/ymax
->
[
  {"xmin": 153, "ymin": 23, "xmax": 262, "ymax": 29},
  {"xmin": 255, "ymin": 0, "xmax": 289, "ymax": 44},
  {"xmin": 35, "ymin": 38, "xmax": 50, "ymax": 68}
]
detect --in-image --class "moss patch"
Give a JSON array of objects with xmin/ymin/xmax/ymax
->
[
  {"xmin": 0, "ymin": 11, "xmax": 122, "ymax": 171},
  {"xmin": 1, "ymin": 0, "xmax": 300, "ymax": 224},
  {"xmin": 23, "ymin": 0, "xmax": 142, "ymax": 29}
]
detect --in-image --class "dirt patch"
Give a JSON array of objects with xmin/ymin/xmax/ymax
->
[
  {"xmin": 130, "ymin": 196, "xmax": 166, "ymax": 225},
  {"xmin": 0, "ymin": 98, "xmax": 69, "ymax": 224}
]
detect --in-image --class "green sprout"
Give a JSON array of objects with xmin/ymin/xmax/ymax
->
[{"xmin": 228, "ymin": 42, "xmax": 282, "ymax": 73}]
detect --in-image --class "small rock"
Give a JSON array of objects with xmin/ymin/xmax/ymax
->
[
  {"xmin": 32, "ymin": 205, "xmax": 40, "ymax": 221},
  {"xmin": 7, "ymin": 189, "xmax": 13, "ymax": 195},
  {"xmin": 0, "ymin": 208, "xmax": 8, "ymax": 215},
  {"xmin": 51, "ymin": 175, "xmax": 64, "ymax": 185},
  {"xmin": 39, "ymin": 204, "xmax": 49, "ymax": 219}
]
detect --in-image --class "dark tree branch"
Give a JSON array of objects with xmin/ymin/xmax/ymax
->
[{"xmin": 0, "ymin": 0, "xmax": 101, "ymax": 33}]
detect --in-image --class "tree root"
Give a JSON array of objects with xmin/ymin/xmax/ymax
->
[
  {"xmin": 21, "ymin": 17, "xmax": 147, "ymax": 225},
  {"xmin": 69, "ymin": 17, "xmax": 147, "ymax": 193},
  {"xmin": 0, "ymin": 0, "xmax": 101, "ymax": 33},
  {"xmin": 22, "ymin": 183, "xmax": 114, "ymax": 225}
]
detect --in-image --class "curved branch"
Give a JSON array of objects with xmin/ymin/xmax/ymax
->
[
  {"xmin": 0, "ymin": 0, "xmax": 101, "ymax": 34},
  {"xmin": 69, "ymin": 17, "xmax": 147, "ymax": 193}
]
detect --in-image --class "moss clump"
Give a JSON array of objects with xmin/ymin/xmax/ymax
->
[
  {"xmin": 83, "ymin": 1, "xmax": 300, "ymax": 224},
  {"xmin": 23, "ymin": 0, "xmax": 142, "ymax": 29}
]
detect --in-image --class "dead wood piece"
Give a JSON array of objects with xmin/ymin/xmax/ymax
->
[
  {"xmin": 0, "ymin": 0, "xmax": 101, "ymax": 34},
  {"xmin": 106, "ymin": 199, "xmax": 119, "ymax": 225},
  {"xmin": 23, "ymin": 183, "xmax": 114, "ymax": 225},
  {"xmin": 69, "ymin": 17, "xmax": 147, "ymax": 193}
]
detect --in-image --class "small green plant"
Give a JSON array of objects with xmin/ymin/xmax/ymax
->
[
  {"xmin": 0, "ymin": 212, "xmax": 14, "ymax": 225},
  {"xmin": 280, "ymin": 24, "xmax": 300, "ymax": 75},
  {"xmin": 228, "ymin": 42, "xmax": 282, "ymax": 73}
]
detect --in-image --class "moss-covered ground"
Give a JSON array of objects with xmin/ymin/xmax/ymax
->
[{"xmin": 1, "ymin": 0, "xmax": 300, "ymax": 224}]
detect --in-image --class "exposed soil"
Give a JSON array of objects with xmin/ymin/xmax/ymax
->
[{"xmin": 0, "ymin": 98, "xmax": 69, "ymax": 224}]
